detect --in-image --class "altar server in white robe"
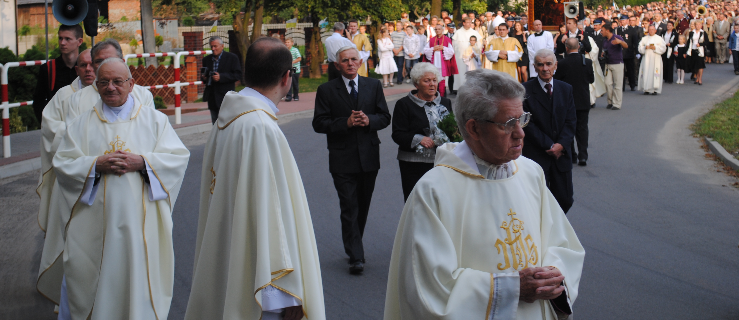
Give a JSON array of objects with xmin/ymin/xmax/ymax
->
[
  {"xmin": 637, "ymin": 25, "xmax": 667, "ymax": 95},
  {"xmin": 66, "ymin": 39, "xmax": 154, "ymax": 124},
  {"xmin": 527, "ymin": 20, "xmax": 555, "ymax": 78},
  {"xmin": 586, "ymin": 37, "xmax": 606, "ymax": 105},
  {"xmin": 35, "ymin": 49, "xmax": 94, "ymax": 309},
  {"xmin": 52, "ymin": 58, "xmax": 189, "ymax": 320},
  {"xmin": 185, "ymin": 37, "xmax": 325, "ymax": 320},
  {"xmin": 384, "ymin": 69, "xmax": 585, "ymax": 320},
  {"xmin": 452, "ymin": 17, "xmax": 482, "ymax": 89}
]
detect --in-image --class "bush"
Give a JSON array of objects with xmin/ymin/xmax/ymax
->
[
  {"xmin": 120, "ymin": 16, "xmax": 128, "ymax": 22},
  {"xmin": 154, "ymin": 96, "xmax": 166, "ymax": 109},
  {"xmin": 19, "ymin": 25, "xmax": 31, "ymax": 36},
  {"xmin": 155, "ymin": 35, "xmax": 164, "ymax": 47},
  {"xmin": 182, "ymin": 16, "xmax": 195, "ymax": 27}
]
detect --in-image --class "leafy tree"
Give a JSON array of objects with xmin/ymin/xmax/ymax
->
[{"xmin": 182, "ymin": 16, "xmax": 196, "ymax": 26}]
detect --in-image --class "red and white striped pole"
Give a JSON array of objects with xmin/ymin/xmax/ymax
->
[
  {"xmin": 122, "ymin": 52, "xmax": 176, "ymax": 64},
  {"xmin": 1, "ymin": 60, "xmax": 46, "ymax": 158},
  {"xmin": 174, "ymin": 50, "xmax": 211, "ymax": 125}
]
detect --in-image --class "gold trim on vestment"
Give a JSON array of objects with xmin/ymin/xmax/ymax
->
[
  {"xmin": 435, "ymin": 164, "xmax": 486, "ymax": 179},
  {"xmin": 141, "ymin": 178, "xmax": 160, "ymax": 320},
  {"xmin": 217, "ymin": 109, "xmax": 278, "ymax": 130},
  {"xmin": 253, "ymin": 268, "xmax": 309, "ymax": 320},
  {"xmin": 93, "ymin": 107, "xmax": 107, "ymax": 123},
  {"xmin": 64, "ymin": 158, "xmax": 98, "ymax": 233},
  {"xmin": 36, "ymin": 167, "xmax": 54, "ymax": 233},
  {"xmin": 86, "ymin": 175, "xmax": 108, "ymax": 320},
  {"xmin": 485, "ymin": 274, "xmax": 494, "ymax": 320},
  {"xmin": 93, "ymin": 103, "xmax": 143, "ymax": 123},
  {"xmin": 35, "ymin": 251, "xmax": 63, "ymax": 305},
  {"xmin": 130, "ymin": 103, "xmax": 143, "ymax": 120}
]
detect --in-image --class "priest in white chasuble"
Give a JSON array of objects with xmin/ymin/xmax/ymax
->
[
  {"xmin": 185, "ymin": 37, "xmax": 325, "ymax": 320},
  {"xmin": 637, "ymin": 25, "xmax": 667, "ymax": 95},
  {"xmin": 35, "ymin": 49, "xmax": 95, "ymax": 308},
  {"xmin": 66, "ymin": 39, "xmax": 154, "ymax": 124},
  {"xmin": 485, "ymin": 24, "xmax": 524, "ymax": 80},
  {"xmin": 51, "ymin": 58, "xmax": 189, "ymax": 320},
  {"xmin": 384, "ymin": 70, "xmax": 585, "ymax": 320},
  {"xmin": 452, "ymin": 17, "xmax": 482, "ymax": 88}
]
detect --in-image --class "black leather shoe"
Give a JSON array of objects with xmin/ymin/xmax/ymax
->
[
  {"xmin": 643, "ymin": 92, "xmax": 650, "ymax": 95},
  {"xmin": 606, "ymin": 104, "xmax": 613, "ymax": 109},
  {"xmin": 350, "ymin": 261, "xmax": 364, "ymax": 274},
  {"xmin": 591, "ymin": 103, "xmax": 595, "ymax": 108},
  {"xmin": 578, "ymin": 160, "xmax": 587, "ymax": 166},
  {"xmin": 631, "ymin": 87, "xmax": 635, "ymax": 91},
  {"xmin": 285, "ymin": 98, "xmax": 292, "ymax": 102}
]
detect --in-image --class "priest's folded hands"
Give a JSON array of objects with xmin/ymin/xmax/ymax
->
[
  {"xmin": 519, "ymin": 266, "xmax": 566, "ymax": 303},
  {"xmin": 95, "ymin": 150, "xmax": 145, "ymax": 175}
]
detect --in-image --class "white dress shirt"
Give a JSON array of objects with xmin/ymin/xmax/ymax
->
[
  {"xmin": 342, "ymin": 74, "xmax": 359, "ymax": 94},
  {"xmin": 324, "ymin": 32, "xmax": 355, "ymax": 62}
]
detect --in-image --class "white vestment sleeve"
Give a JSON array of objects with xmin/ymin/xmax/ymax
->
[
  {"xmin": 490, "ymin": 273, "xmax": 520, "ymax": 319},
  {"xmin": 79, "ymin": 163, "xmax": 99, "ymax": 206},
  {"xmin": 261, "ymin": 285, "xmax": 301, "ymax": 316},
  {"xmin": 486, "ymin": 50, "xmax": 501, "ymax": 62},
  {"xmin": 143, "ymin": 160, "xmax": 167, "ymax": 201},
  {"xmin": 424, "ymin": 46, "xmax": 436, "ymax": 60},
  {"xmin": 506, "ymin": 50, "xmax": 522, "ymax": 62},
  {"xmin": 443, "ymin": 44, "xmax": 455, "ymax": 60}
]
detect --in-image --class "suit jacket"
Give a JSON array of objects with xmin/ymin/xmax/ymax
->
[
  {"xmin": 202, "ymin": 51, "xmax": 242, "ymax": 103},
  {"xmin": 554, "ymin": 53, "xmax": 594, "ymax": 111},
  {"xmin": 617, "ymin": 26, "xmax": 640, "ymax": 58},
  {"xmin": 656, "ymin": 21, "xmax": 668, "ymax": 35},
  {"xmin": 313, "ymin": 76, "xmax": 392, "ymax": 173},
  {"xmin": 391, "ymin": 93, "xmax": 452, "ymax": 153},
  {"xmin": 715, "ymin": 19, "xmax": 731, "ymax": 43},
  {"xmin": 522, "ymin": 78, "xmax": 577, "ymax": 173}
]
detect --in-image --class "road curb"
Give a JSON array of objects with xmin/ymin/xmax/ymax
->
[
  {"xmin": 704, "ymin": 137, "xmax": 739, "ymax": 172},
  {"xmin": 0, "ymin": 157, "xmax": 41, "ymax": 180}
]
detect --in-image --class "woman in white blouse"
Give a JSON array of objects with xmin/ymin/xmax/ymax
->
[{"xmin": 376, "ymin": 27, "xmax": 399, "ymax": 87}]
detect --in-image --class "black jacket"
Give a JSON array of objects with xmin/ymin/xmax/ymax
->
[
  {"xmin": 202, "ymin": 51, "xmax": 242, "ymax": 101},
  {"xmin": 617, "ymin": 26, "xmax": 640, "ymax": 59},
  {"xmin": 33, "ymin": 57, "xmax": 77, "ymax": 123},
  {"xmin": 522, "ymin": 78, "xmax": 577, "ymax": 173},
  {"xmin": 391, "ymin": 92, "xmax": 452, "ymax": 153},
  {"xmin": 313, "ymin": 76, "xmax": 391, "ymax": 173},
  {"xmin": 554, "ymin": 53, "xmax": 594, "ymax": 111},
  {"xmin": 659, "ymin": 30, "xmax": 680, "ymax": 58}
]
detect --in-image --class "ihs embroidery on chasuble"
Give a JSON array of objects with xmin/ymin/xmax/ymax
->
[
  {"xmin": 104, "ymin": 135, "xmax": 131, "ymax": 154},
  {"xmin": 210, "ymin": 167, "xmax": 216, "ymax": 194},
  {"xmin": 495, "ymin": 209, "xmax": 539, "ymax": 271}
]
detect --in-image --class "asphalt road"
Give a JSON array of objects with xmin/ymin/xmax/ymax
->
[{"xmin": 2, "ymin": 64, "xmax": 739, "ymax": 319}]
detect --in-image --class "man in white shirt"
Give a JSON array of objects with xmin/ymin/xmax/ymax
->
[
  {"xmin": 527, "ymin": 20, "xmax": 555, "ymax": 77},
  {"xmin": 324, "ymin": 22, "xmax": 356, "ymax": 81},
  {"xmin": 493, "ymin": 10, "xmax": 506, "ymax": 28}
]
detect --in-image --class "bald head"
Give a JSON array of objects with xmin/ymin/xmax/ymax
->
[
  {"xmin": 243, "ymin": 37, "xmax": 293, "ymax": 89},
  {"xmin": 565, "ymin": 37, "xmax": 579, "ymax": 52},
  {"xmin": 75, "ymin": 49, "xmax": 95, "ymax": 86}
]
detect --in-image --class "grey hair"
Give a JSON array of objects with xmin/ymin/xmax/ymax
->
[
  {"xmin": 333, "ymin": 22, "xmax": 346, "ymax": 32},
  {"xmin": 409, "ymin": 62, "xmax": 442, "ymax": 86},
  {"xmin": 534, "ymin": 49, "xmax": 556, "ymax": 63},
  {"xmin": 209, "ymin": 36, "xmax": 223, "ymax": 45},
  {"xmin": 455, "ymin": 69, "xmax": 525, "ymax": 138},
  {"xmin": 91, "ymin": 38, "xmax": 123, "ymax": 62},
  {"xmin": 335, "ymin": 46, "xmax": 359, "ymax": 59},
  {"xmin": 94, "ymin": 58, "xmax": 132, "ymax": 79},
  {"xmin": 565, "ymin": 37, "xmax": 579, "ymax": 51}
]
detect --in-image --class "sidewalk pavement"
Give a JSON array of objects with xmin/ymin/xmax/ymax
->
[{"xmin": 0, "ymin": 83, "xmax": 415, "ymax": 179}]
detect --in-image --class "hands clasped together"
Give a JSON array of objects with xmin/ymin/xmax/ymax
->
[
  {"xmin": 347, "ymin": 110, "xmax": 370, "ymax": 128},
  {"xmin": 96, "ymin": 151, "xmax": 145, "ymax": 175},
  {"xmin": 546, "ymin": 143, "xmax": 564, "ymax": 159},
  {"xmin": 519, "ymin": 266, "xmax": 565, "ymax": 303}
]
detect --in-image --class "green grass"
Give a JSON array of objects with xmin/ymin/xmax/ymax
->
[{"xmin": 693, "ymin": 90, "xmax": 739, "ymax": 160}]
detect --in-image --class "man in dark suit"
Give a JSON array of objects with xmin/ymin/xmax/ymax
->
[
  {"xmin": 313, "ymin": 46, "xmax": 391, "ymax": 274},
  {"xmin": 522, "ymin": 49, "xmax": 577, "ymax": 213},
  {"xmin": 202, "ymin": 36, "xmax": 242, "ymax": 123},
  {"xmin": 554, "ymin": 38, "xmax": 595, "ymax": 167},
  {"xmin": 617, "ymin": 16, "xmax": 640, "ymax": 91}
]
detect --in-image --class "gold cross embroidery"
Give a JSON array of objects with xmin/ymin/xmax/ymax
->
[
  {"xmin": 495, "ymin": 209, "xmax": 539, "ymax": 270},
  {"xmin": 104, "ymin": 135, "xmax": 131, "ymax": 154}
]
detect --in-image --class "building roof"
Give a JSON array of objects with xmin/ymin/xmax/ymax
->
[{"xmin": 17, "ymin": 0, "xmax": 53, "ymax": 5}]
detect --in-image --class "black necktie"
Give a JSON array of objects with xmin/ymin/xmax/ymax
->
[
  {"xmin": 545, "ymin": 83, "xmax": 552, "ymax": 98},
  {"xmin": 349, "ymin": 79, "xmax": 358, "ymax": 101}
]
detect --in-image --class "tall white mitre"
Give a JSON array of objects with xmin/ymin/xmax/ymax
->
[
  {"xmin": 384, "ymin": 141, "xmax": 585, "ymax": 320},
  {"xmin": 185, "ymin": 91, "xmax": 325, "ymax": 320},
  {"xmin": 49, "ymin": 95, "xmax": 190, "ymax": 319},
  {"xmin": 65, "ymin": 83, "xmax": 155, "ymax": 124},
  {"xmin": 35, "ymin": 76, "xmax": 84, "ymax": 306}
]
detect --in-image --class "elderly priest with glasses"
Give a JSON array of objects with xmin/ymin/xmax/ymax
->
[
  {"xmin": 383, "ymin": 69, "xmax": 584, "ymax": 320},
  {"xmin": 50, "ymin": 57, "xmax": 190, "ymax": 320}
]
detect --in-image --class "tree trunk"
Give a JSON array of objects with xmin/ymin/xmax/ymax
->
[
  {"xmin": 431, "ymin": 0, "xmax": 442, "ymax": 19},
  {"xmin": 140, "ymin": 0, "xmax": 157, "ymax": 66},
  {"xmin": 453, "ymin": 0, "xmax": 462, "ymax": 25},
  {"xmin": 250, "ymin": 0, "xmax": 264, "ymax": 43},
  {"xmin": 234, "ymin": 0, "xmax": 253, "ymax": 83},
  {"xmin": 309, "ymin": 14, "xmax": 322, "ymax": 79}
]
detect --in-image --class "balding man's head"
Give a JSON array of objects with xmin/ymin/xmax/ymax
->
[
  {"xmin": 91, "ymin": 39, "xmax": 124, "ymax": 71},
  {"xmin": 243, "ymin": 37, "xmax": 293, "ymax": 90},
  {"xmin": 75, "ymin": 49, "xmax": 95, "ymax": 86},
  {"xmin": 95, "ymin": 58, "xmax": 134, "ymax": 108},
  {"xmin": 565, "ymin": 37, "xmax": 579, "ymax": 52},
  {"xmin": 533, "ymin": 20, "xmax": 543, "ymax": 32}
]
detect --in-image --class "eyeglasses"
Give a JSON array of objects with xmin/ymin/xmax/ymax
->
[
  {"xmin": 96, "ymin": 78, "xmax": 131, "ymax": 88},
  {"xmin": 482, "ymin": 112, "xmax": 531, "ymax": 134}
]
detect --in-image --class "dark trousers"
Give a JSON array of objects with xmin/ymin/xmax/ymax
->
[
  {"xmin": 328, "ymin": 62, "xmax": 341, "ymax": 81},
  {"xmin": 207, "ymin": 91, "xmax": 226, "ymax": 124},
  {"xmin": 448, "ymin": 73, "xmax": 455, "ymax": 93},
  {"xmin": 286, "ymin": 72, "xmax": 300, "ymax": 100},
  {"xmin": 733, "ymin": 50, "xmax": 739, "ymax": 71},
  {"xmin": 393, "ymin": 56, "xmax": 405, "ymax": 83},
  {"xmin": 405, "ymin": 59, "xmax": 418, "ymax": 76},
  {"xmin": 331, "ymin": 171, "xmax": 378, "ymax": 263},
  {"xmin": 544, "ymin": 167, "xmax": 574, "ymax": 213},
  {"xmin": 662, "ymin": 56, "xmax": 675, "ymax": 83},
  {"xmin": 398, "ymin": 161, "xmax": 434, "ymax": 202},
  {"xmin": 623, "ymin": 57, "xmax": 637, "ymax": 89},
  {"xmin": 570, "ymin": 110, "xmax": 589, "ymax": 162}
]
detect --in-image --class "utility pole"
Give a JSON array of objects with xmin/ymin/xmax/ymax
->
[{"xmin": 140, "ymin": 0, "xmax": 157, "ymax": 66}]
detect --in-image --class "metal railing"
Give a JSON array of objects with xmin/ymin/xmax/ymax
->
[{"xmin": 1, "ymin": 60, "xmax": 47, "ymax": 158}]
